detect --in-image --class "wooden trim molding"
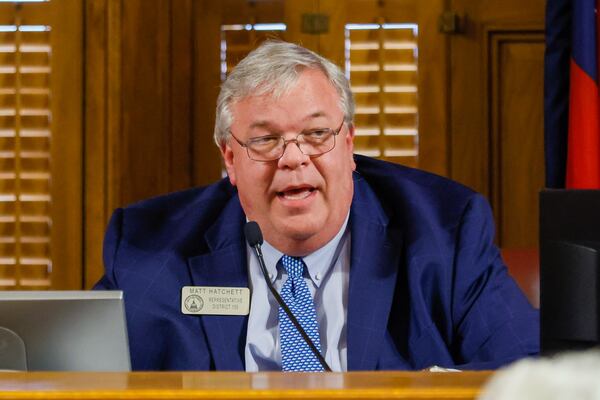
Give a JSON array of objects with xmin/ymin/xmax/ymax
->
[
  {"xmin": 84, "ymin": 0, "xmax": 122, "ymax": 288},
  {"xmin": 484, "ymin": 25, "xmax": 545, "ymax": 247}
]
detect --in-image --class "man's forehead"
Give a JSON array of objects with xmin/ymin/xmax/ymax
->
[
  {"xmin": 231, "ymin": 99, "xmax": 340, "ymax": 132},
  {"xmin": 246, "ymin": 112, "xmax": 330, "ymax": 129}
]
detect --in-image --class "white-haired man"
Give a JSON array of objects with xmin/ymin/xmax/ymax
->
[{"xmin": 96, "ymin": 41, "xmax": 539, "ymax": 371}]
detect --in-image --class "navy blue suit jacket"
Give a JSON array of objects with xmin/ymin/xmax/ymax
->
[{"xmin": 95, "ymin": 155, "xmax": 539, "ymax": 370}]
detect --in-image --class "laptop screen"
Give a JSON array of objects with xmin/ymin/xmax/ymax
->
[{"xmin": 0, "ymin": 291, "xmax": 130, "ymax": 371}]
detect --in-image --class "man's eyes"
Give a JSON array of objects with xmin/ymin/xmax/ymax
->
[
  {"xmin": 248, "ymin": 129, "xmax": 330, "ymax": 144},
  {"xmin": 249, "ymin": 136, "xmax": 279, "ymax": 146},
  {"xmin": 304, "ymin": 129, "xmax": 330, "ymax": 138},
  {"xmin": 304, "ymin": 129, "xmax": 331, "ymax": 141}
]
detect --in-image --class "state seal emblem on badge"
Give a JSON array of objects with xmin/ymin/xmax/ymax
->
[{"xmin": 184, "ymin": 294, "xmax": 203, "ymax": 312}]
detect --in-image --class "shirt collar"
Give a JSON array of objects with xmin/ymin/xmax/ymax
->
[{"xmin": 260, "ymin": 213, "xmax": 350, "ymax": 288}]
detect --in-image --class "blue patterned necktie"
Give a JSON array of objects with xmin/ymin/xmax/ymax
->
[{"xmin": 278, "ymin": 255, "xmax": 324, "ymax": 371}]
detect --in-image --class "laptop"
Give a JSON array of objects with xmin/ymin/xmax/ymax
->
[{"xmin": 0, "ymin": 291, "xmax": 130, "ymax": 371}]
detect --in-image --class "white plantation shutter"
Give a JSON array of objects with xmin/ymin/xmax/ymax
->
[
  {"xmin": 0, "ymin": 0, "xmax": 74, "ymax": 289},
  {"xmin": 346, "ymin": 23, "xmax": 419, "ymax": 166}
]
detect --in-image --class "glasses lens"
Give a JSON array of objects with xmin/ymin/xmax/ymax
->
[
  {"xmin": 298, "ymin": 129, "xmax": 335, "ymax": 156},
  {"xmin": 247, "ymin": 136, "xmax": 284, "ymax": 161}
]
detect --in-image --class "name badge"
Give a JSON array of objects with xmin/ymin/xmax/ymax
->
[{"xmin": 181, "ymin": 286, "xmax": 250, "ymax": 316}]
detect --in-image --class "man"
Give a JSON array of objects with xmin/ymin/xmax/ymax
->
[{"xmin": 95, "ymin": 40, "xmax": 539, "ymax": 371}]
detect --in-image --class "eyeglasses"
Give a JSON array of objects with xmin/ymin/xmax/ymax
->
[{"xmin": 229, "ymin": 120, "xmax": 346, "ymax": 162}]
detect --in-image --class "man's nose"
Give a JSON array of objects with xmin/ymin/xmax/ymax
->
[{"xmin": 278, "ymin": 139, "xmax": 309, "ymax": 168}]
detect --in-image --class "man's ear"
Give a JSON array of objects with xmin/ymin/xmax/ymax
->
[
  {"xmin": 220, "ymin": 142, "xmax": 237, "ymax": 186},
  {"xmin": 346, "ymin": 123, "xmax": 356, "ymax": 171}
]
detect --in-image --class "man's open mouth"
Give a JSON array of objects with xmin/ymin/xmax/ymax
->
[{"xmin": 276, "ymin": 187, "xmax": 316, "ymax": 200}]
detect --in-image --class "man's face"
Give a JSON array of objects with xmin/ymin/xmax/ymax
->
[{"xmin": 221, "ymin": 69, "xmax": 356, "ymax": 256}]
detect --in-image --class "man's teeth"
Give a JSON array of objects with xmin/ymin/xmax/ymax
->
[{"xmin": 281, "ymin": 188, "xmax": 313, "ymax": 200}]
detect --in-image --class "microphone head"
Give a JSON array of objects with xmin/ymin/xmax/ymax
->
[{"xmin": 244, "ymin": 221, "xmax": 263, "ymax": 247}]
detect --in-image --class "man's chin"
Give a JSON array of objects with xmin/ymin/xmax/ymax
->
[
  {"xmin": 274, "ymin": 218, "xmax": 324, "ymax": 243},
  {"xmin": 279, "ymin": 225, "xmax": 320, "ymax": 242},
  {"xmin": 261, "ymin": 217, "xmax": 337, "ymax": 256}
]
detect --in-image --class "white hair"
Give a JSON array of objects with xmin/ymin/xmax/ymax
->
[
  {"xmin": 479, "ymin": 351, "xmax": 600, "ymax": 400},
  {"xmin": 214, "ymin": 40, "xmax": 355, "ymax": 147}
]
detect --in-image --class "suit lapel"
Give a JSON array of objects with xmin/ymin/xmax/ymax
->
[
  {"xmin": 347, "ymin": 176, "xmax": 403, "ymax": 370},
  {"xmin": 187, "ymin": 195, "xmax": 248, "ymax": 371}
]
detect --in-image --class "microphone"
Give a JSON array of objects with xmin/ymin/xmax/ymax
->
[
  {"xmin": 244, "ymin": 221, "xmax": 263, "ymax": 248},
  {"xmin": 244, "ymin": 221, "xmax": 331, "ymax": 372}
]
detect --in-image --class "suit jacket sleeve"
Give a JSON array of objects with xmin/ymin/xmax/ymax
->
[{"xmin": 451, "ymin": 194, "xmax": 539, "ymax": 368}]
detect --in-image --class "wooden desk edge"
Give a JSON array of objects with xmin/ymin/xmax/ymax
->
[{"xmin": 0, "ymin": 371, "xmax": 493, "ymax": 400}]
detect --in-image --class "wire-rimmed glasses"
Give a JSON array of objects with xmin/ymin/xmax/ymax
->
[{"xmin": 230, "ymin": 119, "xmax": 346, "ymax": 162}]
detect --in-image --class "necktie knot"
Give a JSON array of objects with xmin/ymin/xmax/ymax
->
[{"xmin": 280, "ymin": 255, "xmax": 305, "ymax": 278}]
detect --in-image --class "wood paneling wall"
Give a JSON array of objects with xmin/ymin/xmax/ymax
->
[
  {"xmin": 449, "ymin": 0, "xmax": 545, "ymax": 248},
  {"xmin": 84, "ymin": 0, "xmax": 222, "ymax": 287},
  {"xmin": 192, "ymin": 1, "xmax": 223, "ymax": 188},
  {"xmin": 50, "ymin": 0, "xmax": 84, "ymax": 289},
  {"xmin": 488, "ymin": 31, "xmax": 545, "ymax": 248}
]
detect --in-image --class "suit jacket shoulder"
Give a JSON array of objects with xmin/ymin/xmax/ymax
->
[
  {"xmin": 355, "ymin": 154, "xmax": 476, "ymax": 225},
  {"xmin": 110, "ymin": 179, "xmax": 238, "ymax": 256}
]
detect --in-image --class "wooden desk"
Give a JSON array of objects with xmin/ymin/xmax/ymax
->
[{"xmin": 0, "ymin": 371, "xmax": 493, "ymax": 399}]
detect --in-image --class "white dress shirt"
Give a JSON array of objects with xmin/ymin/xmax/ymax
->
[{"xmin": 244, "ymin": 215, "xmax": 351, "ymax": 372}]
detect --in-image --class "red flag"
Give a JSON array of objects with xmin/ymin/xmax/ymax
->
[{"xmin": 566, "ymin": 0, "xmax": 600, "ymax": 188}]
